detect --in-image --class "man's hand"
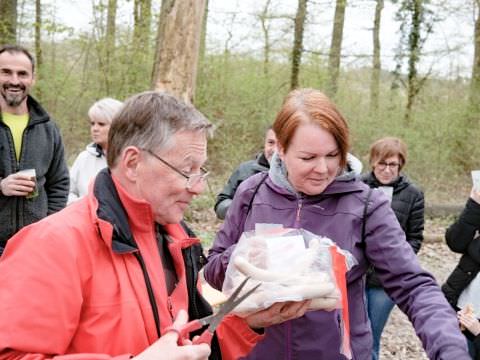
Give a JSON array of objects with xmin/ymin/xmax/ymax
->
[
  {"xmin": 244, "ymin": 300, "xmax": 311, "ymax": 329},
  {"xmin": 134, "ymin": 310, "xmax": 211, "ymax": 360},
  {"xmin": 0, "ymin": 173, "xmax": 35, "ymax": 197},
  {"xmin": 458, "ymin": 308, "xmax": 480, "ymax": 336}
]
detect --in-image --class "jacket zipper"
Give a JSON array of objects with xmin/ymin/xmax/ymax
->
[{"xmin": 294, "ymin": 197, "xmax": 303, "ymax": 228}]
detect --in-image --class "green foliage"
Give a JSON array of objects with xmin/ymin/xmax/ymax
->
[{"xmin": 23, "ymin": 32, "xmax": 477, "ymax": 205}]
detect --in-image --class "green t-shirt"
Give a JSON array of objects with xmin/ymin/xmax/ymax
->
[{"xmin": 2, "ymin": 112, "xmax": 29, "ymax": 162}]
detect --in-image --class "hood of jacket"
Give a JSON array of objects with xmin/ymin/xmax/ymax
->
[{"xmin": 268, "ymin": 152, "xmax": 361, "ymax": 198}]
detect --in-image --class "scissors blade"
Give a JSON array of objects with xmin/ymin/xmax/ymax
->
[{"xmin": 206, "ymin": 277, "xmax": 261, "ymax": 332}]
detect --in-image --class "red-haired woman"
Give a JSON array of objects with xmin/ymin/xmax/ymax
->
[{"xmin": 204, "ymin": 88, "xmax": 468, "ymax": 359}]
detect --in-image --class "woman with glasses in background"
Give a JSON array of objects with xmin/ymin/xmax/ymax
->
[{"xmin": 362, "ymin": 136, "xmax": 425, "ymax": 360}]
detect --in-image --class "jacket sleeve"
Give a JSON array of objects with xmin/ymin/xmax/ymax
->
[
  {"xmin": 45, "ymin": 124, "xmax": 69, "ymax": 213},
  {"xmin": 206, "ymin": 177, "xmax": 257, "ymax": 290},
  {"xmin": 405, "ymin": 187, "xmax": 425, "ymax": 254},
  {"xmin": 216, "ymin": 315, "xmax": 264, "ymax": 360},
  {"xmin": 364, "ymin": 192, "xmax": 470, "ymax": 359},
  {"xmin": 0, "ymin": 222, "xmax": 131, "ymax": 360},
  {"xmin": 445, "ymin": 198, "xmax": 480, "ymax": 253}
]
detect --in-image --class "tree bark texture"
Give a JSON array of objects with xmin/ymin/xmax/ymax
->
[
  {"xmin": 370, "ymin": 0, "xmax": 383, "ymax": 113},
  {"xmin": 152, "ymin": 0, "xmax": 206, "ymax": 104},
  {"xmin": 470, "ymin": 0, "xmax": 480, "ymax": 110},
  {"xmin": 134, "ymin": 0, "xmax": 152, "ymax": 45},
  {"xmin": 105, "ymin": 0, "xmax": 117, "ymax": 93},
  {"xmin": 0, "ymin": 0, "xmax": 17, "ymax": 45},
  {"xmin": 327, "ymin": 0, "xmax": 347, "ymax": 97},
  {"xmin": 35, "ymin": 0, "xmax": 42, "ymax": 67},
  {"xmin": 259, "ymin": 0, "xmax": 272, "ymax": 76},
  {"xmin": 290, "ymin": 0, "xmax": 307, "ymax": 90},
  {"xmin": 404, "ymin": 0, "xmax": 422, "ymax": 123}
]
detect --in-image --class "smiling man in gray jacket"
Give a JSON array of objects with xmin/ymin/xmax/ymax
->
[{"xmin": 0, "ymin": 45, "xmax": 69, "ymax": 254}]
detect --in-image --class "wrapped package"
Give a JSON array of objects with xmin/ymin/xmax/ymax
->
[{"xmin": 222, "ymin": 225, "xmax": 357, "ymax": 359}]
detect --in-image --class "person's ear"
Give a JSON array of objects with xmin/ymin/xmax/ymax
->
[{"xmin": 121, "ymin": 146, "xmax": 142, "ymax": 182}]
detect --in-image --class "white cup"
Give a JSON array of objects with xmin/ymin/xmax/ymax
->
[
  {"xmin": 378, "ymin": 186, "xmax": 393, "ymax": 203},
  {"xmin": 472, "ymin": 170, "xmax": 480, "ymax": 192},
  {"xmin": 17, "ymin": 169, "xmax": 38, "ymax": 199}
]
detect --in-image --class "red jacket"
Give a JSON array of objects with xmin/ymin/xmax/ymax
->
[{"xmin": 0, "ymin": 170, "xmax": 260, "ymax": 359}]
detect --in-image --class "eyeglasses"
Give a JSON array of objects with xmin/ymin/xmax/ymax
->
[
  {"xmin": 141, "ymin": 148, "xmax": 209, "ymax": 189},
  {"xmin": 376, "ymin": 161, "xmax": 400, "ymax": 171}
]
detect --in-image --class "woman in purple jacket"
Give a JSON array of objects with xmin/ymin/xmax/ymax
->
[{"xmin": 204, "ymin": 88, "xmax": 469, "ymax": 360}]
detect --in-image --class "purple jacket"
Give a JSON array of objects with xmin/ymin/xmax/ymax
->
[{"xmin": 205, "ymin": 171, "xmax": 469, "ymax": 360}]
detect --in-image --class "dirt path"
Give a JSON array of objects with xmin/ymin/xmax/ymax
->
[{"xmin": 379, "ymin": 240, "xmax": 461, "ymax": 359}]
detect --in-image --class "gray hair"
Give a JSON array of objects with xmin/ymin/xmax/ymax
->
[
  {"xmin": 88, "ymin": 98, "xmax": 124, "ymax": 124},
  {"xmin": 107, "ymin": 91, "xmax": 213, "ymax": 167}
]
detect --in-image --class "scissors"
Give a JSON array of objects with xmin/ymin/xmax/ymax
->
[{"xmin": 167, "ymin": 277, "xmax": 260, "ymax": 345}]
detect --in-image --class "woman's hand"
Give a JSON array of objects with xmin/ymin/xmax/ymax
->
[
  {"xmin": 245, "ymin": 300, "xmax": 311, "ymax": 329},
  {"xmin": 458, "ymin": 308, "xmax": 480, "ymax": 336},
  {"xmin": 134, "ymin": 310, "xmax": 211, "ymax": 360}
]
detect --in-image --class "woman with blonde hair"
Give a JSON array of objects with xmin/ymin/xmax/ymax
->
[{"xmin": 68, "ymin": 98, "xmax": 123, "ymax": 203}]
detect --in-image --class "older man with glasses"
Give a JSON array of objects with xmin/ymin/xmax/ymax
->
[{"xmin": 0, "ymin": 91, "xmax": 265, "ymax": 360}]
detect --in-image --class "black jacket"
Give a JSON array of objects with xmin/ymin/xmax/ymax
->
[
  {"xmin": 362, "ymin": 172, "xmax": 425, "ymax": 287},
  {"xmin": 0, "ymin": 96, "xmax": 69, "ymax": 250},
  {"xmin": 214, "ymin": 152, "xmax": 269, "ymax": 219},
  {"xmin": 442, "ymin": 198, "xmax": 480, "ymax": 308}
]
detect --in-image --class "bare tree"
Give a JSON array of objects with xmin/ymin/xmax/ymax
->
[
  {"xmin": 290, "ymin": 0, "xmax": 308, "ymax": 90},
  {"xmin": 152, "ymin": 0, "xmax": 207, "ymax": 103},
  {"xmin": 258, "ymin": 0, "xmax": 272, "ymax": 76},
  {"xmin": 470, "ymin": 0, "xmax": 480, "ymax": 109},
  {"xmin": 327, "ymin": 0, "xmax": 347, "ymax": 97},
  {"xmin": 34, "ymin": 0, "xmax": 42, "ymax": 98},
  {"xmin": 0, "ymin": 0, "xmax": 17, "ymax": 45},
  {"xmin": 393, "ymin": 0, "xmax": 435, "ymax": 123},
  {"xmin": 370, "ymin": 0, "xmax": 384, "ymax": 112},
  {"xmin": 133, "ymin": 0, "xmax": 152, "ymax": 45},
  {"xmin": 199, "ymin": 0, "xmax": 208, "ymax": 63},
  {"xmin": 105, "ymin": 0, "xmax": 116, "ymax": 92}
]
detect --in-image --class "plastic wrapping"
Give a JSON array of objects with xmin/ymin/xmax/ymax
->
[{"xmin": 222, "ymin": 225, "xmax": 357, "ymax": 359}]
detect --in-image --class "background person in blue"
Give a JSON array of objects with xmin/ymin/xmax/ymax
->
[
  {"xmin": 204, "ymin": 88, "xmax": 469, "ymax": 359},
  {"xmin": 361, "ymin": 136, "xmax": 424, "ymax": 360}
]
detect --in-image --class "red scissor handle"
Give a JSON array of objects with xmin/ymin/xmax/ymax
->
[
  {"xmin": 166, "ymin": 319, "xmax": 203, "ymax": 345},
  {"xmin": 192, "ymin": 329, "xmax": 214, "ymax": 345}
]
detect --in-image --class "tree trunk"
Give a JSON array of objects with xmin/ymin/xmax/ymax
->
[
  {"xmin": 370, "ymin": 0, "xmax": 383, "ymax": 113},
  {"xmin": 0, "ymin": 0, "xmax": 17, "ymax": 45},
  {"xmin": 290, "ymin": 0, "xmax": 307, "ymax": 90},
  {"xmin": 259, "ymin": 0, "xmax": 272, "ymax": 76},
  {"xmin": 34, "ymin": 0, "xmax": 42, "ymax": 99},
  {"xmin": 470, "ymin": 0, "xmax": 480, "ymax": 110},
  {"xmin": 327, "ymin": 0, "xmax": 347, "ymax": 97},
  {"xmin": 105, "ymin": 0, "xmax": 117, "ymax": 94},
  {"xmin": 151, "ymin": 0, "xmax": 206, "ymax": 104},
  {"xmin": 404, "ymin": 0, "xmax": 421, "ymax": 123},
  {"xmin": 199, "ymin": 0, "xmax": 208, "ymax": 64},
  {"xmin": 134, "ymin": 0, "xmax": 152, "ymax": 45}
]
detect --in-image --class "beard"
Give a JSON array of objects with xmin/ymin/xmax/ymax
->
[{"xmin": 2, "ymin": 84, "xmax": 28, "ymax": 107}]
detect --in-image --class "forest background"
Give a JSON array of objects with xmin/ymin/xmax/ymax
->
[{"xmin": 1, "ymin": 0, "xmax": 479, "ymax": 231}]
